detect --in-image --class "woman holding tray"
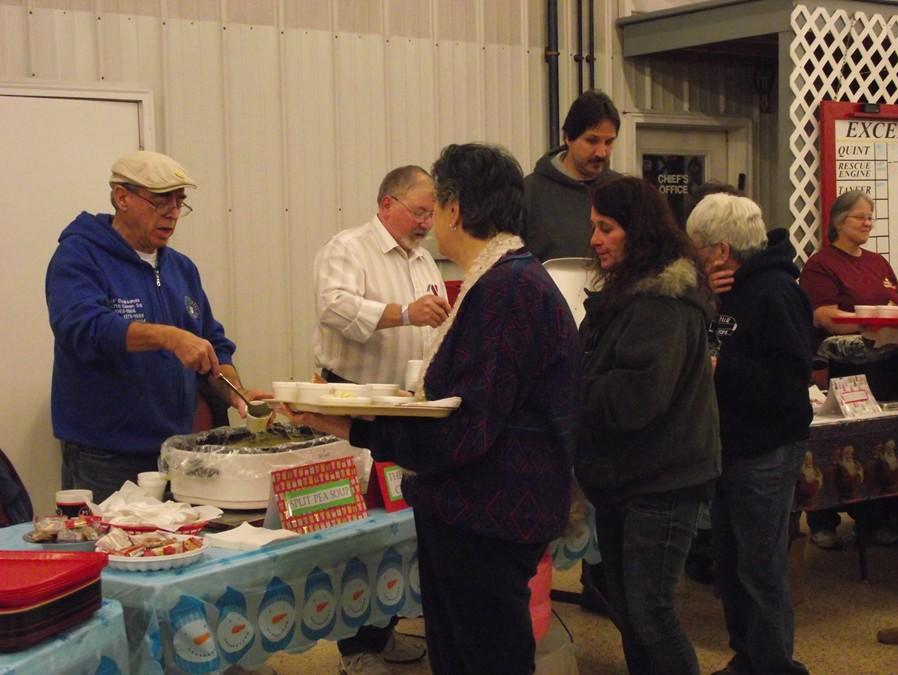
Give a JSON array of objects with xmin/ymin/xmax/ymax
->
[
  {"xmin": 284, "ymin": 143, "xmax": 580, "ymax": 675},
  {"xmin": 799, "ymin": 189, "xmax": 898, "ymax": 548}
]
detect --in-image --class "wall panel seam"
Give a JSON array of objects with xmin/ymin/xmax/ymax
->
[
  {"xmin": 276, "ymin": 0, "xmax": 294, "ymax": 373},
  {"xmin": 160, "ymin": 0, "xmax": 171, "ymax": 150},
  {"xmin": 330, "ymin": 0, "xmax": 343, "ymax": 231},
  {"xmin": 219, "ymin": 0, "xmax": 238, "ymax": 332},
  {"xmin": 381, "ymin": 0, "xmax": 391, "ymax": 169}
]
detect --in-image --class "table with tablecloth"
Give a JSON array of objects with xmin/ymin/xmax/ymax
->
[
  {"xmin": 1, "ymin": 510, "xmax": 417, "ymax": 673},
  {"xmin": 2, "ymin": 507, "xmax": 599, "ymax": 674},
  {"xmin": 794, "ymin": 411, "xmax": 898, "ymax": 512},
  {"xmin": 0, "ymin": 599, "xmax": 129, "ymax": 675},
  {"xmin": 791, "ymin": 410, "xmax": 898, "ymax": 580}
]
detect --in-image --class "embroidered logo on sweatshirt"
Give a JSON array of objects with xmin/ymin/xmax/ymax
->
[
  {"xmin": 185, "ymin": 295, "xmax": 200, "ymax": 319},
  {"xmin": 109, "ymin": 297, "xmax": 145, "ymax": 321}
]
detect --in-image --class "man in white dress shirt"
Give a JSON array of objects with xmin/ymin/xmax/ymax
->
[{"xmin": 313, "ymin": 165, "xmax": 449, "ymax": 675}]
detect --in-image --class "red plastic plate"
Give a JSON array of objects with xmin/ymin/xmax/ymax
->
[
  {"xmin": 100, "ymin": 520, "xmax": 209, "ymax": 535},
  {"xmin": 0, "ymin": 552, "xmax": 108, "ymax": 608}
]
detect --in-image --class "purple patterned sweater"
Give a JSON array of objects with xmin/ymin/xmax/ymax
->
[{"xmin": 350, "ymin": 251, "xmax": 580, "ymax": 543}]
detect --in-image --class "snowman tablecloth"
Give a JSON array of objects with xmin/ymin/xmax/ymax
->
[
  {"xmin": 0, "ymin": 599, "xmax": 129, "ymax": 675},
  {"xmin": 96, "ymin": 508, "xmax": 422, "ymax": 674},
  {"xmin": 1, "ymin": 508, "xmax": 600, "ymax": 674}
]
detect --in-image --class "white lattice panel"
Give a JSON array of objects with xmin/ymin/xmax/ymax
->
[{"xmin": 790, "ymin": 5, "xmax": 898, "ymax": 263}]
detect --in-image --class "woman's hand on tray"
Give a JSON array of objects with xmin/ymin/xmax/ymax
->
[{"xmin": 276, "ymin": 405, "xmax": 353, "ymax": 439}]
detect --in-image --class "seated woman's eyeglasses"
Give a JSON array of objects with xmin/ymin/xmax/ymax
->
[
  {"xmin": 124, "ymin": 184, "xmax": 193, "ymax": 217},
  {"xmin": 847, "ymin": 213, "xmax": 873, "ymax": 223}
]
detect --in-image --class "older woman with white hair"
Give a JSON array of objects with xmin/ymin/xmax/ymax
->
[{"xmin": 687, "ymin": 193, "xmax": 813, "ymax": 675}]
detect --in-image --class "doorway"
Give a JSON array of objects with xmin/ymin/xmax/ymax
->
[
  {"xmin": 638, "ymin": 126, "xmax": 729, "ymax": 226},
  {"xmin": 617, "ymin": 112, "xmax": 752, "ymax": 225},
  {"xmin": 0, "ymin": 83, "xmax": 153, "ymax": 512}
]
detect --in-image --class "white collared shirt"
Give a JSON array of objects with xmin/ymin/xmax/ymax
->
[{"xmin": 312, "ymin": 215, "xmax": 446, "ymax": 385}]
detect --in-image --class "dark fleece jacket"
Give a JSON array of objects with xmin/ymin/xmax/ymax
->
[
  {"xmin": 576, "ymin": 258, "xmax": 721, "ymax": 504},
  {"xmin": 714, "ymin": 228, "xmax": 813, "ymax": 461},
  {"xmin": 522, "ymin": 147, "xmax": 620, "ymax": 262}
]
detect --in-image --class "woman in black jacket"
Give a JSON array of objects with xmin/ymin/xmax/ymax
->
[{"xmin": 576, "ymin": 177, "xmax": 721, "ymax": 675}]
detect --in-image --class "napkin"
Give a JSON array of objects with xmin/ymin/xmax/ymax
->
[
  {"xmin": 203, "ymin": 521, "xmax": 299, "ymax": 550},
  {"xmin": 89, "ymin": 481, "xmax": 222, "ymax": 530},
  {"xmin": 401, "ymin": 396, "xmax": 462, "ymax": 408}
]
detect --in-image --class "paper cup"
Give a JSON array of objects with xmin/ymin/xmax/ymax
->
[
  {"xmin": 55, "ymin": 489, "xmax": 93, "ymax": 517},
  {"xmin": 137, "ymin": 471, "xmax": 167, "ymax": 485},
  {"xmin": 404, "ymin": 360, "xmax": 424, "ymax": 392},
  {"xmin": 245, "ymin": 412, "xmax": 270, "ymax": 433}
]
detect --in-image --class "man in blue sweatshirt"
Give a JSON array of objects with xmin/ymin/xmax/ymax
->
[{"xmin": 46, "ymin": 150, "xmax": 258, "ymax": 502}]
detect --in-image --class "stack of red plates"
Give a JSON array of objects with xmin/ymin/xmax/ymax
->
[{"xmin": 0, "ymin": 551, "xmax": 108, "ymax": 652}]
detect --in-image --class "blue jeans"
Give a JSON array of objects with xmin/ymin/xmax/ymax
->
[
  {"xmin": 594, "ymin": 496, "xmax": 701, "ymax": 675},
  {"xmin": 61, "ymin": 442, "xmax": 161, "ymax": 503},
  {"xmin": 713, "ymin": 442, "xmax": 809, "ymax": 675}
]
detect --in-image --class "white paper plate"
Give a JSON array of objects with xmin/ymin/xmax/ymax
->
[{"xmin": 107, "ymin": 542, "xmax": 208, "ymax": 572}]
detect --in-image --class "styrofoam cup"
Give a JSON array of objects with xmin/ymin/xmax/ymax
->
[
  {"xmin": 404, "ymin": 360, "xmax": 424, "ymax": 392},
  {"xmin": 245, "ymin": 412, "xmax": 270, "ymax": 433},
  {"xmin": 137, "ymin": 471, "xmax": 167, "ymax": 486}
]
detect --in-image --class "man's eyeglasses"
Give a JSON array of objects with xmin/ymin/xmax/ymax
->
[
  {"xmin": 390, "ymin": 195, "xmax": 433, "ymax": 223},
  {"xmin": 123, "ymin": 184, "xmax": 193, "ymax": 218}
]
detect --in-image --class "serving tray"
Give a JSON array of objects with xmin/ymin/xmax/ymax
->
[
  {"xmin": 832, "ymin": 316, "xmax": 898, "ymax": 327},
  {"xmin": 263, "ymin": 399, "xmax": 457, "ymax": 418}
]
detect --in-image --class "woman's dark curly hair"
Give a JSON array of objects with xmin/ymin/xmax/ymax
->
[
  {"xmin": 431, "ymin": 143, "xmax": 524, "ymax": 239},
  {"xmin": 591, "ymin": 176, "xmax": 709, "ymax": 308}
]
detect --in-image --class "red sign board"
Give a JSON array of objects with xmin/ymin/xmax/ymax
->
[
  {"xmin": 272, "ymin": 457, "xmax": 367, "ymax": 534},
  {"xmin": 364, "ymin": 462, "xmax": 410, "ymax": 512}
]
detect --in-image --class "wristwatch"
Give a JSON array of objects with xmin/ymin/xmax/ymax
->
[{"xmin": 401, "ymin": 304, "xmax": 410, "ymax": 326}]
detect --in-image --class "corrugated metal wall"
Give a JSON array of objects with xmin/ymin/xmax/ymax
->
[{"xmin": 1, "ymin": 0, "xmax": 770, "ymax": 389}]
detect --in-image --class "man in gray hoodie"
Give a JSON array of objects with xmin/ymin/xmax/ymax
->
[
  {"xmin": 522, "ymin": 89, "xmax": 621, "ymax": 262},
  {"xmin": 523, "ymin": 90, "xmax": 621, "ymax": 615}
]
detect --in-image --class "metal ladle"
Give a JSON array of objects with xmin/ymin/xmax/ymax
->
[{"xmin": 217, "ymin": 373, "xmax": 271, "ymax": 418}]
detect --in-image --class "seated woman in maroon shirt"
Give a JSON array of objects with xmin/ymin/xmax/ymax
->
[
  {"xmin": 799, "ymin": 189, "xmax": 898, "ymax": 397},
  {"xmin": 799, "ymin": 189, "xmax": 898, "ymax": 549}
]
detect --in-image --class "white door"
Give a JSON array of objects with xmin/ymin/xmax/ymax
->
[
  {"xmin": 637, "ymin": 126, "xmax": 731, "ymax": 226},
  {"xmin": 0, "ymin": 91, "xmax": 145, "ymax": 513}
]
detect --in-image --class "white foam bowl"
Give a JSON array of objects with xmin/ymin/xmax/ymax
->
[
  {"xmin": 368, "ymin": 383, "xmax": 401, "ymax": 396},
  {"xmin": 854, "ymin": 305, "xmax": 878, "ymax": 318},
  {"xmin": 294, "ymin": 382, "xmax": 333, "ymax": 404},
  {"xmin": 272, "ymin": 381, "xmax": 301, "ymax": 400},
  {"xmin": 876, "ymin": 305, "xmax": 898, "ymax": 318}
]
